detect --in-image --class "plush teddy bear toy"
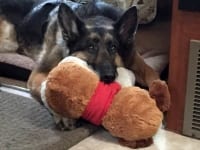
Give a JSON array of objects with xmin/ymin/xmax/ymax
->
[{"xmin": 41, "ymin": 56, "xmax": 168, "ymax": 148}]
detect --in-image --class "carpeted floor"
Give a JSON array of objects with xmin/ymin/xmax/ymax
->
[{"xmin": 0, "ymin": 91, "xmax": 98, "ymax": 150}]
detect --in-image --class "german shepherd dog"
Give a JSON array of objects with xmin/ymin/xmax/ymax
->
[{"xmin": 0, "ymin": 0, "xmax": 170, "ymax": 130}]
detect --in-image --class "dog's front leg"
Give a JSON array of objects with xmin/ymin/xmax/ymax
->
[
  {"xmin": 55, "ymin": 117, "xmax": 79, "ymax": 131},
  {"xmin": 27, "ymin": 69, "xmax": 48, "ymax": 103},
  {"xmin": 126, "ymin": 51, "xmax": 160, "ymax": 87},
  {"xmin": 28, "ymin": 69, "xmax": 78, "ymax": 130},
  {"xmin": 126, "ymin": 51, "xmax": 171, "ymax": 112}
]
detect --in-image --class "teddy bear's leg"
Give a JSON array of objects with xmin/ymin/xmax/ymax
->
[
  {"xmin": 149, "ymin": 79, "xmax": 171, "ymax": 112},
  {"xmin": 118, "ymin": 138, "xmax": 153, "ymax": 148}
]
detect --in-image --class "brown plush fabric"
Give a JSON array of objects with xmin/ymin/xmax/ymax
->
[
  {"xmin": 102, "ymin": 87, "xmax": 163, "ymax": 141},
  {"xmin": 118, "ymin": 137, "xmax": 153, "ymax": 148},
  {"xmin": 44, "ymin": 60, "xmax": 163, "ymax": 148},
  {"xmin": 149, "ymin": 79, "xmax": 171, "ymax": 112},
  {"xmin": 46, "ymin": 61, "xmax": 99, "ymax": 118}
]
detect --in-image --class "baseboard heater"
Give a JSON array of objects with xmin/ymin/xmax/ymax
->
[{"xmin": 183, "ymin": 40, "xmax": 200, "ymax": 138}]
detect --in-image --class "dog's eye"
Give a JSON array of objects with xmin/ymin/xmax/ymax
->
[
  {"xmin": 88, "ymin": 44, "xmax": 97, "ymax": 53},
  {"xmin": 109, "ymin": 45, "xmax": 117, "ymax": 54}
]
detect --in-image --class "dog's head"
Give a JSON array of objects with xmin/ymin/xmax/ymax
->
[{"xmin": 58, "ymin": 3, "xmax": 138, "ymax": 83}]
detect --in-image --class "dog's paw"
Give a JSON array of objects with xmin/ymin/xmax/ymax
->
[
  {"xmin": 149, "ymin": 79, "xmax": 171, "ymax": 112},
  {"xmin": 55, "ymin": 118, "xmax": 79, "ymax": 131}
]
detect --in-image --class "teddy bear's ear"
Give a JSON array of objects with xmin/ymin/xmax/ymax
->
[
  {"xmin": 40, "ymin": 81, "xmax": 48, "ymax": 107},
  {"xmin": 115, "ymin": 67, "xmax": 136, "ymax": 87},
  {"xmin": 59, "ymin": 56, "xmax": 88, "ymax": 68}
]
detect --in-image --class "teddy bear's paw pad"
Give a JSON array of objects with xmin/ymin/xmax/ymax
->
[
  {"xmin": 149, "ymin": 80, "xmax": 171, "ymax": 112},
  {"xmin": 118, "ymin": 138, "xmax": 153, "ymax": 148}
]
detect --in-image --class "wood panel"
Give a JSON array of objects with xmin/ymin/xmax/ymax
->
[{"xmin": 166, "ymin": 0, "xmax": 200, "ymax": 133}]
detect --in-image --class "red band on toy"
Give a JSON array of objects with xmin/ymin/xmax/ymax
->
[{"xmin": 82, "ymin": 82, "xmax": 121, "ymax": 125}]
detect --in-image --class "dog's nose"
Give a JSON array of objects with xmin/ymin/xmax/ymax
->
[
  {"xmin": 101, "ymin": 73, "xmax": 116, "ymax": 84},
  {"xmin": 97, "ymin": 61, "xmax": 117, "ymax": 84}
]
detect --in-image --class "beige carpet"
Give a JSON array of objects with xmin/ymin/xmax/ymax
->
[{"xmin": 69, "ymin": 128, "xmax": 200, "ymax": 150}]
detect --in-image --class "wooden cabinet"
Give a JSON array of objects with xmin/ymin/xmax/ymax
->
[{"xmin": 166, "ymin": 0, "xmax": 200, "ymax": 133}]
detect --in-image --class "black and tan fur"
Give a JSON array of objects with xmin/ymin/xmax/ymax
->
[{"xmin": 0, "ymin": 0, "xmax": 167, "ymax": 130}]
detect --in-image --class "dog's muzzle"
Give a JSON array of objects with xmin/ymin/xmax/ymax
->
[{"xmin": 98, "ymin": 61, "xmax": 117, "ymax": 84}]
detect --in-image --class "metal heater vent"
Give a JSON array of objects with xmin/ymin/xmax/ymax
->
[{"xmin": 183, "ymin": 40, "xmax": 200, "ymax": 138}]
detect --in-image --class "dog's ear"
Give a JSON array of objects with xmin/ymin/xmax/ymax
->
[
  {"xmin": 58, "ymin": 3, "xmax": 85, "ymax": 42},
  {"xmin": 114, "ymin": 6, "xmax": 138, "ymax": 44}
]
